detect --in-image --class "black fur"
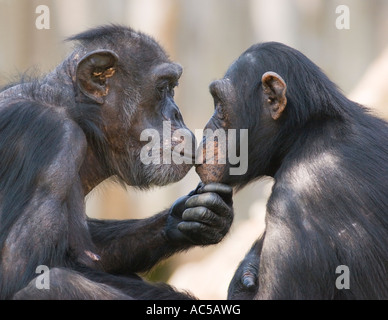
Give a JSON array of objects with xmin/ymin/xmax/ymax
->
[
  {"xmin": 0, "ymin": 25, "xmax": 234, "ymax": 300},
  {"xmin": 202, "ymin": 42, "xmax": 388, "ymax": 299}
]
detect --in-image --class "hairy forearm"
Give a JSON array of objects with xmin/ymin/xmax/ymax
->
[{"xmin": 87, "ymin": 210, "xmax": 189, "ymax": 274}]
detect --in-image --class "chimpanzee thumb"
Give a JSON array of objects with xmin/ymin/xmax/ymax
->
[{"xmin": 165, "ymin": 194, "xmax": 191, "ymax": 243}]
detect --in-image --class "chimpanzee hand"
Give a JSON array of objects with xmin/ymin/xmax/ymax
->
[
  {"xmin": 227, "ymin": 239, "xmax": 261, "ymax": 299},
  {"xmin": 165, "ymin": 183, "xmax": 233, "ymax": 246}
]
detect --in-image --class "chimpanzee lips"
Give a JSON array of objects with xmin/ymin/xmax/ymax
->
[
  {"xmin": 194, "ymin": 136, "xmax": 228, "ymax": 183},
  {"xmin": 195, "ymin": 163, "xmax": 226, "ymax": 184}
]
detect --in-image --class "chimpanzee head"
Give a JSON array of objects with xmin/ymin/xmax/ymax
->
[
  {"xmin": 65, "ymin": 25, "xmax": 195, "ymax": 191},
  {"xmin": 196, "ymin": 42, "xmax": 341, "ymax": 187}
]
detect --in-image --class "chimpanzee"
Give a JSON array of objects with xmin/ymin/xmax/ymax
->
[
  {"xmin": 196, "ymin": 42, "xmax": 388, "ymax": 299},
  {"xmin": 0, "ymin": 25, "xmax": 233, "ymax": 300}
]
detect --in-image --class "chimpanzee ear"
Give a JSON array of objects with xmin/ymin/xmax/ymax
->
[
  {"xmin": 261, "ymin": 71, "xmax": 287, "ymax": 120},
  {"xmin": 76, "ymin": 50, "xmax": 119, "ymax": 104}
]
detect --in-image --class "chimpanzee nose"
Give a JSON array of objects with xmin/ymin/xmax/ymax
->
[
  {"xmin": 172, "ymin": 107, "xmax": 180, "ymax": 121},
  {"xmin": 163, "ymin": 103, "xmax": 182, "ymax": 122}
]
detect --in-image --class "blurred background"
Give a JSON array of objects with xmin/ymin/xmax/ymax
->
[{"xmin": 1, "ymin": 0, "xmax": 387, "ymax": 299}]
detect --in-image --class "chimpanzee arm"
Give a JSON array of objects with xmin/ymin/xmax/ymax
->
[
  {"xmin": 0, "ymin": 105, "xmax": 100, "ymax": 299},
  {"xmin": 88, "ymin": 211, "xmax": 173, "ymax": 274},
  {"xmin": 88, "ymin": 183, "xmax": 234, "ymax": 274}
]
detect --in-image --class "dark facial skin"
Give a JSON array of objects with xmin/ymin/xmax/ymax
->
[
  {"xmin": 196, "ymin": 57, "xmax": 283, "ymax": 186},
  {"xmin": 69, "ymin": 41, "xmax": 193, "ymax": 193},
  {"xmin": 195, "ymin": 78, "xmax": 236, "ymax": 184},
  {"xmin": 196, "ymin": 43, "xmax": 292, "ymax": 187}
]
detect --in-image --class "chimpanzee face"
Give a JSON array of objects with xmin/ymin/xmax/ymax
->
[
  {"xmin": 195, "ymin": 76, "xmax": 237, "ymax": 184},
  {"xmin": 196, "ymin": 52, "xmax": 287, "ymax": 186},
  {"xmin": 75, "ymin": 36, "xmax": 195, "ymax": 188}
]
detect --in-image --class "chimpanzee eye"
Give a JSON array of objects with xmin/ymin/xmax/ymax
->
[
  {"xmin": 168, "ymin": 84, "xmax": 175, "ymax": 97},
  {"xmin": 156, "ymin": 84, "xmax": 167, "ymax": 99},
  {"xmin": 216, "ymin": 104, "xmax": 225, "ymax": 120},
  {"xmin": 157, "ymin": 84, "xmax": 166, "ymax": 93},
  {"xmin": 157, "ymin": 81, "xmax": 177, "ymax": 99}
]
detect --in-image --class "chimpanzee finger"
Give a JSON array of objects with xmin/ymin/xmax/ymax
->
[
  {"xmin": 197, "ymin": 183, "xmax": 232, "ymax": 195},
  {"xmin": 187, "ymin": 182, "xmax": 204, "ymax": 196},
  {"xmin": 182, "ymin": 207, "xmax": 223, "ymax": 227},
  {"xmin": 185, "ymin": 193, "xmax": 231, "ymax": 217},
  {"xmin": 177, "ymin": 222, "xmax": 223, "ymax": 244},
  {"xmin": 197, "ymin": 183, "xmax": 233, "ymax": 204}
]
